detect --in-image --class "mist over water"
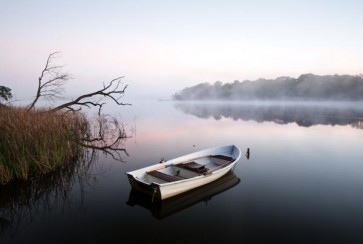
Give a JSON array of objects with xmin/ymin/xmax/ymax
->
[{"xmin": 173, "ymin": 74, "xmax": 363, "ymax": 101}]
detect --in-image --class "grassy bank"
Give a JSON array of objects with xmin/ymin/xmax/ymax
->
[{"xmin": 0, "ymin": 106, "xmax": 89, "ymax": 184}]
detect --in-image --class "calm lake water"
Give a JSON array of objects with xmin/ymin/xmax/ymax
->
[{"xmin": 1, "ymin": 101, "xmax": 363, "ymax": 243}]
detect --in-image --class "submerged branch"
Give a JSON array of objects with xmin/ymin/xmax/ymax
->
[{"xmin": 77, "ymin": 113, "xmax": 130, "ymax": 162}]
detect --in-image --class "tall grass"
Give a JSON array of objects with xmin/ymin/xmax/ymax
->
[{"xmin": 0, "ymin": 106, "xmax": 89, "ymax": 184}]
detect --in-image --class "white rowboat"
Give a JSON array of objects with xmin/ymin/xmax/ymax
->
[{"xmin": 126, "ymin": 145, "xmax": 241, "ymax": 200}]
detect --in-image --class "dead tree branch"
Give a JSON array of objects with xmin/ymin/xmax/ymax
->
[
  {"xmin": 27, "ymin": 52, "xmax": 71, "ymax": 111},
  {"xmin": 51, "ymin": 77, "xmax": 130, "ymax": 113}
]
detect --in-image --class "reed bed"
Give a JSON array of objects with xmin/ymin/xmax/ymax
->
[{"xmin": 0, "ymin": 106, "xmax": 89, "ymax": 184}]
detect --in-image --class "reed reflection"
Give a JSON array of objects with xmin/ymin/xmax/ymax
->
[
  {"xmin": 0, "ymin": 150, "xmax": 100, "ymax": 237},
  {"xmin": 174, "ymin": 102, "xmax": 363, "ymax": 129},
  {"xmin": 127, "ymin": 171, "xmax": 240, "ymax": 219}
]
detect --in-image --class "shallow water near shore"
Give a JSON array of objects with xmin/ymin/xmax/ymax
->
[{"xmin": 1, "ymin": 100, "xmax": 363, "ymax": 243}]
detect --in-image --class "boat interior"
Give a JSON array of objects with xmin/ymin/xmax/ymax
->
[{"xmin": 143, "ymin": 155, "xmax": 235, "ymax": 184}]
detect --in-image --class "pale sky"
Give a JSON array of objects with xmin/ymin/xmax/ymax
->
[{"xmin": 1, "ymin": 0, "xmax": 363, "ymax": 102}]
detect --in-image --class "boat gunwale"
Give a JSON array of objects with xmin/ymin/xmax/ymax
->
[{"xmin": 150, "ymin": 160, "xmax": 237, "ymax": 186}]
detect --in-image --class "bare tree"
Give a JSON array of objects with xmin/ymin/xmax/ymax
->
[
  {"xmin": 26, "ymin": 52, "xmax": 130, "ymax": 113},
  {"xmin": 25, "ymin": 52, "xmax": 131, "ymax": 161},
  {"xmin": 27, "ymin": 52, "xmax": 71, "ymax": 111}
]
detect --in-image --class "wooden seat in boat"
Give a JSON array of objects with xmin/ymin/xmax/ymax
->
[
  {"xmin": 177, "ymin": 161, "xmax": 208, "ymax": 174},
  {"xmin": 211, "ymin": 155, "xmax": 234, "ymax": 161},
  {"xmin": 147, "ymin": 170, "xmax": 184, "ymax": 182}
]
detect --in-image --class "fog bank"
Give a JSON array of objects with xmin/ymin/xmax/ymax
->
[{"xmin": 173, "ymin": 74, "xmax": 363, "ymax": 101}]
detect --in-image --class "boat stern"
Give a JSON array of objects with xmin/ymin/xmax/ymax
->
[{"xmin": 126, "ymin": 173, "xmax": 162, "ymax": 199}]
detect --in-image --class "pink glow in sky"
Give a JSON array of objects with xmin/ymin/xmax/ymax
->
[{"xmin": 1, "ymin": 0, "xmax": 363, "ymax": 102}]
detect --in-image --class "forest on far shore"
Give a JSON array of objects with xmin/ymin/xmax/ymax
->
[{"xmin": 173, "ymin": 74, "xmax": 363, "ymax": 101}]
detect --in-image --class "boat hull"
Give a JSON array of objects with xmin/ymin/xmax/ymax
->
[{"xmin": 155, "ymin": 162, "xmax": 236, "ymax": 199}]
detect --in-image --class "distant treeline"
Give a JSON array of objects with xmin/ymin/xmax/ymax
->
[{"xmin": 173, "ymin": 74, "xmax": 363, "ymax": 101}]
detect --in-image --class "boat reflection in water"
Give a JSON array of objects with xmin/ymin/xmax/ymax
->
[{"xmin": 127, "ymin": 171, "xmax": 240, "ymax": 219}]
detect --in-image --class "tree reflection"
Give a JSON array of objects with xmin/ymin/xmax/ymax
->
[{"xmin": 174, "ymin": 102, "xmax": 363, "ymax": 129}]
